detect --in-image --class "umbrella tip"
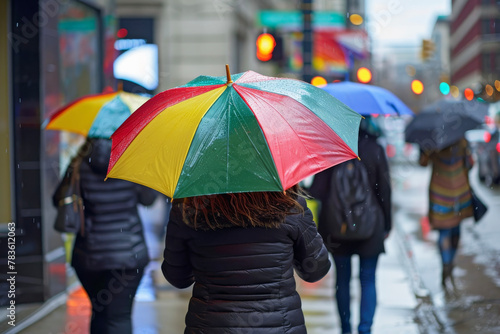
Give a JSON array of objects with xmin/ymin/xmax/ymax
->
[{"xmin": 225, "ymin": 64, "xmax": 233, "ymax": 85}]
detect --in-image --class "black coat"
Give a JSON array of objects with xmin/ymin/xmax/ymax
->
[
  {"xmin": 61, "ymin": 139, "xmax": 157, "ymax": 271},
  {"xmin": 162, "ymin": 197, "xmax": 331, "ymax": 334},
  {"xmin": 308, "ymin": 131, "xmax": 392, "ymax": 257}
]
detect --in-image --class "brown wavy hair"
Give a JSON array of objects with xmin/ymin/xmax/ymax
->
[{"xmin": 178, "ymin": 185, "xmax": 306, "ymax": 230}]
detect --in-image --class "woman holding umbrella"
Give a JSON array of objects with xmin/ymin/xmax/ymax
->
[
  {"xmin": 105, "ymin": 66, "xmax": 363, "ymax": 332},
  {"xmin": 162, "ymin": 186, "xmax": 330, "ymax": 333},
  {"xmin": 419, "ymin": 138, "xmax": 474, "ymax": 289},
  {"xmin": 47, "ymin": 91, "xmax": 158, "ymax": 333}
]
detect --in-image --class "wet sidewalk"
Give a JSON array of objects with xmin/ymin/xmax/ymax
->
[{"xmin": 4, "ymin": 227, "xmax": 420, "ymax": 334}]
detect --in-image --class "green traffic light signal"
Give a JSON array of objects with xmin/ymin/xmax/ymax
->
[{"xmin": 439, "ymin": 82, "xmax": 450, "ymax": 95}]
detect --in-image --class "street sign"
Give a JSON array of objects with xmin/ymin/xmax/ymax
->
[{"xmin": 257, "ymin": 11, "xmax": 345, "ymax": 29}]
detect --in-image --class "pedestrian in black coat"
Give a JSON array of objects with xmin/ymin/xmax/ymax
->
[
  {"xmin": 53, "ymin": 138, "xmax": 157, "ymax": 334},
  {"xmin": 162, "ymin": 186, "xmax": 330, "ymax": 333},
  {"xmin": 308, "ymin": 119, "xmax": 392, "ymax": 334}
]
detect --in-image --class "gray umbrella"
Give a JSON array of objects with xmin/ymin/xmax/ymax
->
[{"xmin": 405, "ymin": 98, "xmax": 489, "ymax": 151}]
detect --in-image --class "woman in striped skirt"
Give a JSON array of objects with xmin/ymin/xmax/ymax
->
[{"xmin": 419, "ymin": 138, "xmax": 473, "ymax": 289}]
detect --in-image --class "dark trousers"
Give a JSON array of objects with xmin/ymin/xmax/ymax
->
[
  {"xmin": 333, "ymin": 255, "xmax": 379, "ymax": 334},
  {"xmin": 74, "ymin": 266, "xmax": 144, "ymax": 334}
]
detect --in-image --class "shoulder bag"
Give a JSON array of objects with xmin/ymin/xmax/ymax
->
[{"xmin": 53, "ymin": 155, "xmax": 85, "ymax": 234}]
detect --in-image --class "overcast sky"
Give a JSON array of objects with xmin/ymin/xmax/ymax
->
[{"xmin": 365, "ymin": 0, "xmax": 451, "ymax": 56}]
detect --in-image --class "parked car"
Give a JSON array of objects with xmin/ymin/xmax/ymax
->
[{"xmin": 465, "ymin": 128, "xmax": 500, "ymax": 187}]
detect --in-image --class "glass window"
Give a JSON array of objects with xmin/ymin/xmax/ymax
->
[{"xmin": 41, "ymin": 0, "xmax": 101, "ymax": 259}]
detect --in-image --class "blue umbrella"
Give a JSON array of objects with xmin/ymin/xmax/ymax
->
[{"xmin": 321, "ymin": 82, "xmax": 414, "ymax": 116}]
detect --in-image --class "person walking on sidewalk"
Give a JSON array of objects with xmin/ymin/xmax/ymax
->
[
  {"xmin": 161, "ymin": 185, "xmax": 330, "ymax": 333},
  {"xmin": 309, "ymin": 117, "xmax": 392, "ymax": 334},
  {"xmin": 53, "ymin": 138, "xmax": 157, "ymax": 334},
  {"xmin": 418, "ymin": 138, "xmax": 473, "ymax": 289}
]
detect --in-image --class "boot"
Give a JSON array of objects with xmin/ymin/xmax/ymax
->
[{"xmin": 441, "ymin": 263, "xmax": 455, "ymax": 289}]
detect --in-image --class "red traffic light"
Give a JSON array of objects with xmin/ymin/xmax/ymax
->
[{"xmin": 256, "ymin": 33, "xmax": 276, "ymax": 62}]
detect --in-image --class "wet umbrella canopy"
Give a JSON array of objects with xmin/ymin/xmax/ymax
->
[
  {"xmin": 321, "ymin": 81, "xmax": 414, "ymax": 116},
  {"xmin": 405, "ymin": 98, "xmax": 489, "ymax": 151},
  {"xmin": 43, "ymin": 91, "xmax": 149, "ymax": 138},
  {"xmin": 106, "ymin": 66, "xmax": 362, "ymax": 199}
]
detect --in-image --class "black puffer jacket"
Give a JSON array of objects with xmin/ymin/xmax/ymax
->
[
  {"xmin": 69, "ymin": 138, "xmax": 157, "ymax": 271},
  {"xmin": 162, "ymin": 197, "xmax": 330, "ymax": 334},
  {"xmin": 308, "ymin": 130, "xmax": 392, "ymax": 257}
]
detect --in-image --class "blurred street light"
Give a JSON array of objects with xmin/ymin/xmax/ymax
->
[
  {"xmin": 485, "ymin": 84, "xmax": 494, "ymax": 96},
  {"xmin": 495, "ymin": 80, "xmax": 500, "ymax": 91},
  {"xmin": 450, "ymin": 85, "xmax": 460, "ymax": 98},
  {"xmin": 411, "ymin": 79, "xmax": 424, "ymax": 95},
  {"xmin": 349, "ymin": 14, "xmax": 363, "ymax": 26},
  {"xmin": 311, "ymin": 76, "xmax": 327, "ymax": 86},
  {"xmin": 439, "ymin": 82, "xmax": 450, "ymax": 95},
  {"xmin": 357, "ymin": 67, "xmax": 372, "ymax": 83},
  {"xmin": 464, "ymin": 88, "xmax": 474, "ymax": 101}
]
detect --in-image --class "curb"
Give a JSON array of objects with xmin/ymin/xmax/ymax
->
[{"xmin": 392, "ymin": 213, "xmax": 452, "ymax": 334}]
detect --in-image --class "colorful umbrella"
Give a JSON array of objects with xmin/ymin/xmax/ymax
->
[
  {"xmin": 321, "ymin": 82, "xmax": 414, "ymax": 116},
  {"xmin": 43, "ymin": 91, "xmax": 149, "ymax": 138},
  {"xmin": 106, "ymin": 66, "xmax": 362, "ymax": 199}
]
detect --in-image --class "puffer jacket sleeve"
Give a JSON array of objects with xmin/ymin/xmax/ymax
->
[
  {"xmin": 291, "ymin": 199, "xmax": 331, "ymax": 283},
  {"xmin": 161, "ymin": 206, "xmax": 194, "ymax": 289}
]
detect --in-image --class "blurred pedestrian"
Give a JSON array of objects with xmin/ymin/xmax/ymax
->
[
  {"xmin": 309, "ymin": 117, "xmax": 392, "ymax": 334},
  {"xmin": 53, "ymin": 138, "xmax": 157, "ymax": 334},
  {"xmin": 136, "ymin": 195, "xmax": 171, "ymax": 301},
  {"xmin": 161, "ymin": 184, "xmax": 330, "ymax": 333},
  {"xmin": 419, "ymin": 137, "xmax": 473, "ymax": 289}
]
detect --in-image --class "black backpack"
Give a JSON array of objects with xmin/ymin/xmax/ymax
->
[{"xmin": 319, "ymin": 158, "xmax": 383, "ymax": 241}]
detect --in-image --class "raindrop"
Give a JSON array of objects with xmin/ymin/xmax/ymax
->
[
  {"xmin": 137, "ymin": 269, "xmax": 139, "ymax": 273},
  {"xmin": 16, "ymin": 22, "xmax": 19, "ymax": 27},
  {"xmin": 89, "ymin": 158, "xmax": 92, "ymax": 163},
  {"xmin": 17, "ymin": 164, "xmax": 19, "ymax": 169},
  {"xmin": 120, "ymin": 228, "xmax": 123, "ymax": 232},
  {"xmin": 18, "ymin": 98, "xmax": 21, "ymax": 103}
]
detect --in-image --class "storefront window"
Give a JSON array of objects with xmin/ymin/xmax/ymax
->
[{"xmin": 41, "ymin": 0, "xmax": 101, "ymax": 263}]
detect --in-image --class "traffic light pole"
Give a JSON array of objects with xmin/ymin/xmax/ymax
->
[{"xmin": 302, "ymin": 0, "xmax": 313, "ymax": 83}]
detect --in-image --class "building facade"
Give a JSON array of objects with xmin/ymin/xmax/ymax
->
[
  {"xmin": 116, "ymin": 0, "xmax": 295, "ymax": 91},
  {"xmin": 450, "ymin": 0, "xmax": 500, "ymax": 96}
]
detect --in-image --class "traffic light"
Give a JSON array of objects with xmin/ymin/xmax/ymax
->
[
  {"xmin": 256, "ymin": 32, "xmax": 283, "ymax": 62},
  {"xmin": 421, "ymin": 39, "xmax": 435, "ymax": 61},
  {"xmin": 256, "ymin": 33, "xmax": 275, "ymax": 61}
]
